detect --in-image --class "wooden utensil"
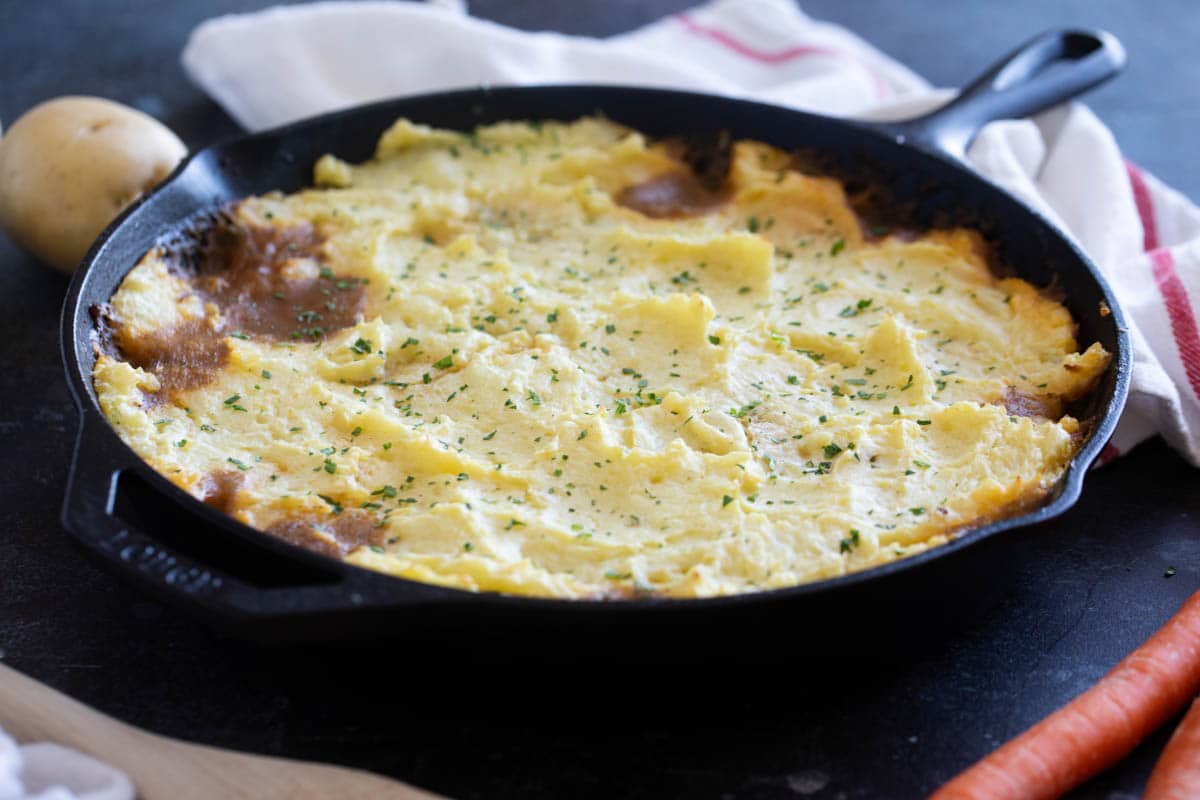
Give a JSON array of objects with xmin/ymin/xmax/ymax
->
[{"xmin": 0, "ymin": 663, "xmax": 439, "ymax": 799}]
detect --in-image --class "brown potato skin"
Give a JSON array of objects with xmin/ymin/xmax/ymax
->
[{"xmin": 0, "ymin": 96, "xmax": 186, "ymax": 272}]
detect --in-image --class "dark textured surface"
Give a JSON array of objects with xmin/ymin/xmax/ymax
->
[{"xmin": 1, "ymin": 2, "xmax": 1197, "ymax": 799}]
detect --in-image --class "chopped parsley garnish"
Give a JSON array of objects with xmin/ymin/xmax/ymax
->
[
  {"xmin": 227, "ymin": 457, "xmax": 250, "ymax": 471},
  {"xmin": 323, "ymin": 459, "xmax": 337, "ymax": 474},
  {"xmin": 823, "ymin": 443, "xmax": 843, "ymax": 459},
  {"xmin": 830, "ymin": 238, "xmax": 846, "ymax": 256},
  {"xmin": 708, "ymin": 334, "xmax": 721, "ymax": 345},
  {"xmin": 838, "ymin": 298, "xmax": 873, "ymax": 318},
  {"xmin": 351, "ymin": 337, "xmax": 372, "ymax": 354},
  {"xmin": 432, "ymin": 354, "xmax": 454, "ymax": 369},
  {"xmin": 722, "ymin": 495, "xmax": 734, "ymax": 507},
  {"xmin": 839, "ymin": 529, "xmax": 860, "ymax": 553},
  {"xmin": 317, "ymin": 494, "xmax": 343, "ymax": 514},
  {"xmin": 730, "ymin": 401, "xmax": 760, "ymax": 419}
]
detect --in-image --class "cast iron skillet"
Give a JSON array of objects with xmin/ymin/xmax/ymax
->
[{"xmin": 61, "ymin": 30, "xmax": 1131, "ymax": 643}]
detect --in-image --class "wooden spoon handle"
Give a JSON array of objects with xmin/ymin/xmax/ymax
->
[
  {"xmin": 0, "ymin": 663, "xmax": 437, "ymax": 799},
  {"xmin": 0, "ymin": 663, "xmax": 156, "ymax": 754}
]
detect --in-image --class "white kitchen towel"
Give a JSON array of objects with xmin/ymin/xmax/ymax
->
[
  {"xmin": 182, "ymin": 0, "xmax": 1200, "ymax": 466},
  {"xmin": 0, "ymin": 726, "xmax": 133, "ymax": 800}
]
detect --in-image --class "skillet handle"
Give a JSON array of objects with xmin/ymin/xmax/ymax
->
[
  {"xmin": 890, "ymin": 29, "xmax": 1125, "ymax": 158},
  {"xmin": 61, "ymin": 416, "xmax": 457, "ymax": 635}
]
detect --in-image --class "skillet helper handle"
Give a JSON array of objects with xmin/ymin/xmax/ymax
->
[
  {"xmin": 60, "ymin": 416, "xmax": 419, "ymax": 626},
  {"xmin": 897, "ymin": 29, "xmax": 1126, "ymax": 158}
]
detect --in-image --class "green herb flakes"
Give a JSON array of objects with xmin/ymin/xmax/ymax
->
[{"xmin": 839, "ymin": 529, "xmax": 860, "ymax": 553}]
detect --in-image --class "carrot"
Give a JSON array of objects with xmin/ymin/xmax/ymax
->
[
  {"xmin": 1143, "ymin": 697, "xmax": 1200, "ymax": 800},
  {"xmin": 930, "ymin": 589, "xmax": 1200, "ymax": 800}
]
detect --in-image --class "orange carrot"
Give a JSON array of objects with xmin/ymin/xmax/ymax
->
[
  {"xmin": 1143, "ymin": 697, "xmax": 1200, "ymax": 800},
  {"xmin": 930, "ymin": 589, "xmax": 1200, "ymax": 800}
]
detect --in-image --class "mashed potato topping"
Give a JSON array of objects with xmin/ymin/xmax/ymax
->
[{"xmin": 93, "ymin": 117, "xmax": 1109, "ymax": 598}]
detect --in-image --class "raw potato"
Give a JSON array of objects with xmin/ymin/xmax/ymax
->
[{"xmin": 0, "ymin": 96, "xmax": 186, "ymax": 272}]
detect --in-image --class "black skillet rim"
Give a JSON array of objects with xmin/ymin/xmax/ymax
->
[{"xmin": 60, "ymin": 84, "xmax": 1133, "ymax": 619}]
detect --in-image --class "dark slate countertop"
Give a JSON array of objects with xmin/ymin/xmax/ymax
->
[{"xmin": 2, "ymin": 2, "xmax": 1197, "ymax": 798}]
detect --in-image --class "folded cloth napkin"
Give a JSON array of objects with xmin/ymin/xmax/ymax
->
[
  {"xmin": 183, "ymin": 0, "xmax": 1200, "ymax": 465},
  {"xmin": 0, "ymin": 726, "xmax": 132, "ymax": 800}
]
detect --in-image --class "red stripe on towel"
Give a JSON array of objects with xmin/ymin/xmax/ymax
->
[
  {"xmin": 1150, "ymin": 247, "xmax": 1200, "ymax": 402},
  {"xmin": 1127, "ymin": 161, "xmax": 1200, "ymax": 402},
  {"xmin": 674, "ymin": 13, "xmax": 889, "ymax": 99},
  {"xmin": 1127, "ymin": 160, "xmax": 1160, "ymax": 251}
]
